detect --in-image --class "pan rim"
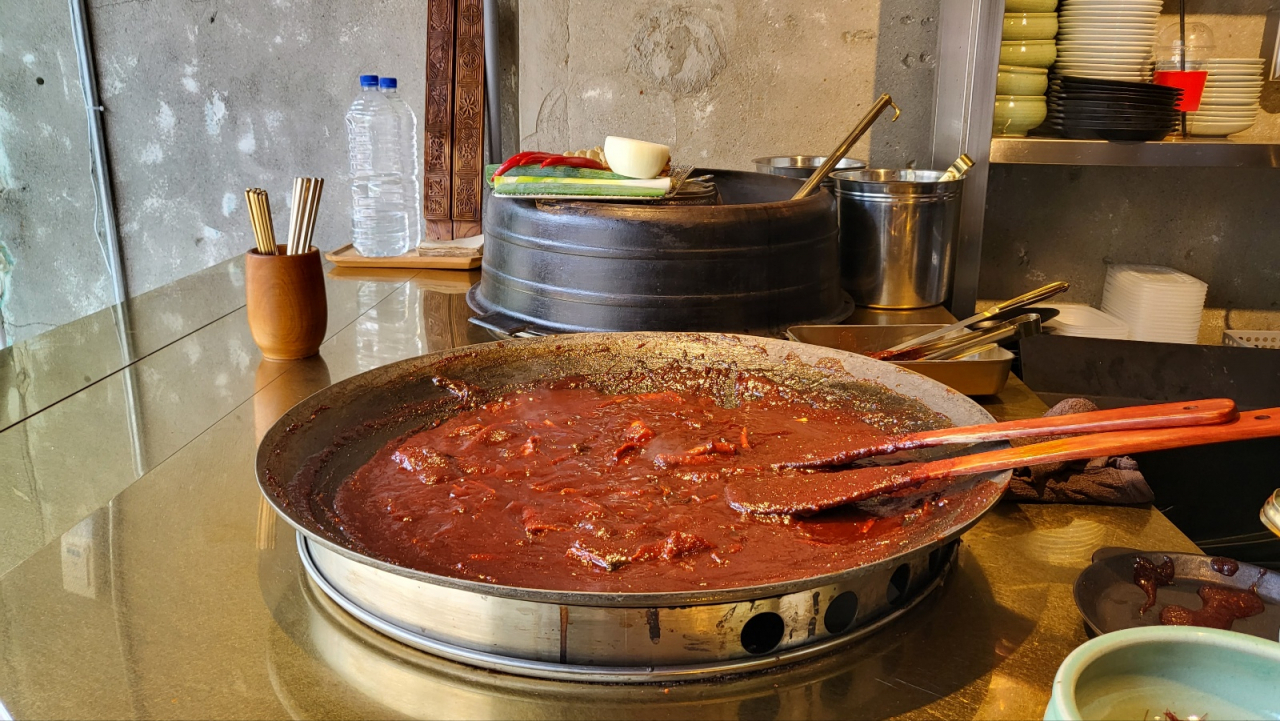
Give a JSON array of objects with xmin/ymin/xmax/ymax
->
[{"xmin": 255, "ymin": 331, "xmax": 1010, "ymax": 607}]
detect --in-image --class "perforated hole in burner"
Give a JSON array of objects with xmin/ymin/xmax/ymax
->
[
  {"xmin": 740, "ymin": 612, "xmax": 785, "ymax": 655},
  {"xmin": 823, "ymin": 591, "xmax": 860, "ymax": 634},
  {"xmin": 928, "ymin": 540, "xmax": 959, "ymax": 576},
  {"xmin": 886, "ymin": 564, "xmax": 911, "ymax": 607}
]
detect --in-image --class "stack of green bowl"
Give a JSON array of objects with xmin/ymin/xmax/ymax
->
[{"xmin": 995, "ymin": 0, "xmax": 1057, "ymax": 136}]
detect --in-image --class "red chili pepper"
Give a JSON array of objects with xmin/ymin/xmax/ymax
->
[
  {"xmin": 491, "ymin": 153, "xmax": 531, "ymax": 179},
  {"xmin": 540, "ymin": 156, "xmax": 606, "ymax": 171},
  {"xmin": 491, "ymin": 152, "xmax": 555, "ymax": 179}
]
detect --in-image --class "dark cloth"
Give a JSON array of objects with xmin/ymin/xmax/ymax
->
[{"xmin": 1004, "ymin": 397, "xmax": 1155, "ymax": 505}]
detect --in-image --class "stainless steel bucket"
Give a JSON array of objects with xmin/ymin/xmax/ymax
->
[
  {"xmin": 831, "ymin": 169, "xmax": 963, "ymax": 309},
  {"xmin": 752, "ymin": 155, "xmax": 867, "ymax": 186}
]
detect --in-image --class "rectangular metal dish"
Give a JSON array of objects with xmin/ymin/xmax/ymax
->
[{"xmin": 787, "ymin": 324, "xmax": 1014, "ymax": 396}]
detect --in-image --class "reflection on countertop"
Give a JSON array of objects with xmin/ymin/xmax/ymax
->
[
  {"xmin": 0, "ymin": 258, "xmax": 248, "ymax": 430},
  {"xmin": 262, "ymin": 504, "xmax": 1183, "ymax": 720},
  {"xmin": 0, "ymin": 266, "xmax": 475, "ymax": 577},
  {"xmin": 0, "ymin": 264, "xmax": 1197, "ymax": 720}
]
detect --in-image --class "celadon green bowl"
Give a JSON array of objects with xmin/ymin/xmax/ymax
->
[
  {"xmin": 1000, "ymin": 40, "xmax": 1057, "ymax": 69},
  {"xmin": 1044, "ymin": 626, "xmax": 1280, "ymax": 721},
  {"xmin": 993, "ymin": 95, "xmax": 1047, "ymax": 137},
  {"xmin": 997, "ymin": 65, "xmax": 1050, "ymax": 95},
  {"xmin": 1003, "ymin": 12, "xmax": 1059, "ymax": 41},
  {"xmin": 1006, "ymin": 0, "xmax": 1058, "ymax": 11}
]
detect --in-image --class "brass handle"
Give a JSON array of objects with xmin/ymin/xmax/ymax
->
[
  {"xmin": 792, "ymin": 94, "xmax": 901, "ymax": 201},
  {"xmin": 988, "ymin": 281, "xmax": 1070, "ymax": 315},
  {"xmin": 918, "ymin": 325, "xmax": 1020, "ymax": 361},
  {"xmin": 940, "ymin": 154, "xmax": 974, "ymax": 181},
  {"xmin": 916, "ymin": 313, "xmax": 1041, "ymax": 360},
  {"xmin": 1263, "ymin": 489, "xmax": 1280, "ymax": 539}
]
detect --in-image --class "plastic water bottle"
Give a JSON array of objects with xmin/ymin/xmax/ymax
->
[
  {"xmin": 380, "ymin": 77, "xmax": 423, "ymax": 247},
  {"xmin": 345, "ymin": 74, "xmax": 411, "ymax": 257}
]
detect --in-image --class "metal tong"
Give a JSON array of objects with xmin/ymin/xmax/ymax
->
[
  {"xmin": 895, "ymin": 313, "xmax": 1042, "ymax": 361},
  {"xmin": 874, "ymin": 281, "xmax": 1069, "ymax": 360},
  {"xmin": 1264, "ymin": 488, "xmax": 1280, "ymax": 539}
]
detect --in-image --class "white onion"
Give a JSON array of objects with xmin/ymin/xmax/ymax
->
[{"xmin": 603, "ymin": 136, "xmax": 670, "ymax": 179}]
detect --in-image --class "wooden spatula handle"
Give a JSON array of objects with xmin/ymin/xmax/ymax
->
[
  {"xmin": 780, "ymin": 398, "xmax": 1238, "ymax": 469},
  {"xmin": 918, "ymin": 407, "xmax": 1280, "ymax": 482},
  {"xmin": 903, "ymin": 398, "xmax": 1239, "ymax": 449}
]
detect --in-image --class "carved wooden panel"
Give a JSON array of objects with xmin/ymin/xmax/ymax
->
[
  {"xmin": 451, "ymin": 0, "xmax": 485, "ymax": 223},
  {"xmin": 424, "ymin": 0, "xmax": 455, "ymax": 227}
]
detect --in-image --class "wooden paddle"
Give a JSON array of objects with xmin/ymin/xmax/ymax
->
[
  {"xmin": 727, "ymin": 405, "xmax": 1280, "ymax": 516},
  {"xmin": 777, "ymin": 398, "xmax": 1239, "ymax": 470}
]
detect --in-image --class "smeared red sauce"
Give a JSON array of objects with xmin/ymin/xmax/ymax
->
[
  {"xmin": 1160, "ymin": 585, "xmax": 1265, "ymax": 630},
  {"xmin": 1134, "ymin": 556, "xmax": 1175, "ymax": 615},
  {"xmin": 867, "ymin": 348, "xmax": 926, "ymax": 361},
  {"xmin": 330, "ymin": 382, "xmax": 998, "ymax": 593},
  {"xmin": 1210, "ymin": 557, "xmax": 1239, "ymax": 577}
]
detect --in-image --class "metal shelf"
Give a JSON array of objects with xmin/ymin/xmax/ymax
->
[{"xmin": 989, "ymin": 136, "xmax": 1280, "ymax": 168}]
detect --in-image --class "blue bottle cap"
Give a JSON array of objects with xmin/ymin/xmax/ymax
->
[
  {"xmin": 359, "ymin": 74, "xmax": 379, "ymax": 88},
  {"xmin": 379, "ymin": 77, "xmax": 398, "ymax": 89}
]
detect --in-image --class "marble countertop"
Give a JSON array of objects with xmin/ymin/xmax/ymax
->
[{"xmin": 0, "ymin": 258, "xmax": 1197, "ymax": 719}]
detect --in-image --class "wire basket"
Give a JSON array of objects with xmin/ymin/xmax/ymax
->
[{"xmin": 1223, "ymin": 330, "xmax": 1280, "ymax": 349}]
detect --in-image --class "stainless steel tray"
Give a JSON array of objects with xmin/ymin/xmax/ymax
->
[
  {"xmin": 787, "ymin": 324, "xmax": 1015, "ymax": 396},
  {"xmin": 1074, "ymin": 547, "xmax": 1280, "ymax": 641}
]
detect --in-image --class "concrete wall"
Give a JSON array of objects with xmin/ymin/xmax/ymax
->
[
  {"xmin": 0, "ymin": 0, "xmax": 113, "ymax": 344},
  {"xmin": 7, "ymin": 0, "xmax": 940, "ymax": 347},
  {"xmin": 517, "ymin": 0, "xmax": 941, "ymax": 172},
  {"xmin": 1, "ymin": 0, "xmax": 429, "ymax": 345},
  {"xmin": 5, "ymin": 0, "xmax": 1275, "ymax": 346},
  {"xmin": 7, "ymin": 0, "xmax": 942, "ymax": 345},
  {"xmin": 981, "ymin": 164, "xmax": 1280, "ymax": 310},
  {"xmin": 0, "ymin": 0, "xmax": 985, "ymax": 347},
  {"xmin": 89, "ymin": 0, "xmax": 427, "ymax": 297}
]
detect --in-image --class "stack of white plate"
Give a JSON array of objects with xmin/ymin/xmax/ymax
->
[
  {"xmin": 1101, "ymin": 265, "xmax": 1207, "ymax": 344},
  {"xmin": 1188, "ymin": 58, "xmax": 1265, "ymax": 136},
  {"xmin": 1042, "ymin": 303, "xmax": 1131, "ymax": 339},
  {"xmin": 1056, "ymin": 0, "xmax": 1161, "ymax": 81}
]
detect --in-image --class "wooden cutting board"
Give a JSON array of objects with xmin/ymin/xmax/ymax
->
[{"xmin": 325, "ymin": 244, "xmax": 482, "ymax": 270}]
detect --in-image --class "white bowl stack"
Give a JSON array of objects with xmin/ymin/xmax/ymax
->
[
  {"xmin": 1056, "ymin": 0, "xmax": 1161, "ymax": 81},
  {"xmin": 1101, "ymin": 265, "xmax": 1207, "ymax": 344},
  {"xmin": 1042, "ymin": 303, "xmax": 1131, "ymax": 339},
  {"xmin": 1188, "ymin": 58, "xmax": 1265, "ymax": 137}
]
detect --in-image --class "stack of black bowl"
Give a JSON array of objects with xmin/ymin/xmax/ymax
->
[{"xmin": 1044, "ymin": 75, "xmax": 1183, "ymax": 141}]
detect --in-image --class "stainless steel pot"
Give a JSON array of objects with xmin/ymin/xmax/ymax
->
[
  {"xmin": 256, "ymin": 333, "xmax": 1010, "ymax": 681},
  {"xmin": 831, "ymin": 169, "xmax": 964, "ymax": 309},
  {"xmin": 752, "ymin": 155, "xmax": 868, "ymax": 183}
]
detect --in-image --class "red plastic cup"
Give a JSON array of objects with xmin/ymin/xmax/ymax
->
[{"xmin": 1153, "ymin": 70, "xmax": 1208, "ymax": 112}]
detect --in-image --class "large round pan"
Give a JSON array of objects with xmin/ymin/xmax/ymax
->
[{"xmin": 256, "ymin": 333, "xmax": 1010, "ymax": 680}]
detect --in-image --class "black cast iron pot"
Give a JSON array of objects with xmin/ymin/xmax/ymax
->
[{"xmin": 469, "ymin": 169, "xmax": 852, "ymax": 336}]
